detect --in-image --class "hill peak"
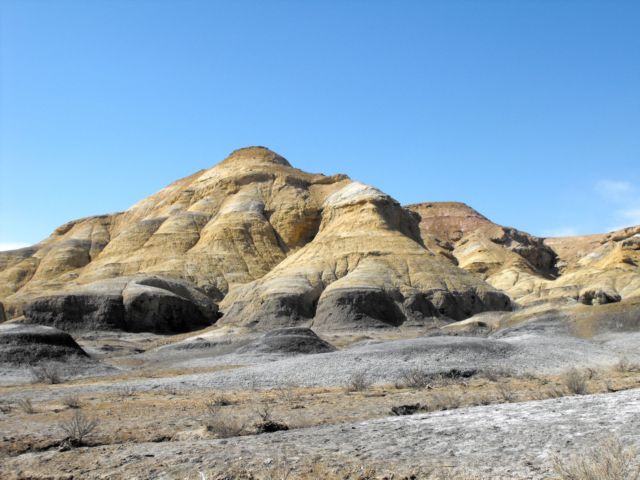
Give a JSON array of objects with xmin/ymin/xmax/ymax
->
[{"xmin": 219, "ymin": 146, "xmax": 292, "ymax": 168}]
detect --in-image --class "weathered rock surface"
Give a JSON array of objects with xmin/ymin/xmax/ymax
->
[
  {"xmin": 236, "ymin": 327, "xmax": 335, "ymax": 355},
  {"xmin": 0, "ymin": 323, "xmax": 87, "ymax": 364},
  {"xmin": 409, "ymin": 202, "xmax": 640, "ymax": 307},
  {"xmin": 2, "ymin": 146, "xmax": 637, "ymax": 331},
  {"xmin": 23, "ymin": 275, "xmax": 218, "ymax": 333},
  {"xmin": 1, "ymin": 147, "xmax": 351, "ymax": 319},
  {"xmin": 221, "ymin": 181, "xmax": 511, "ymax": 329},
  {"xmin": 1, "ymin": 147, "xmax": 511, "ymax": 330}
]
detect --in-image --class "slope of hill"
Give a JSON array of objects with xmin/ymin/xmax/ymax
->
[{"xmin": 0, "ymin": 147, "xmax": 511, "ymax": 331}]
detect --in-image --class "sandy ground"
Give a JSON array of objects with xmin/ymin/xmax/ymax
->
[
  {"xmin": 2, "ymin": 303, "xmax": 640, "ymax": 479},
  {"xmin": 2, "ymin": 388, "xmax": 639, "ymax": 479}
]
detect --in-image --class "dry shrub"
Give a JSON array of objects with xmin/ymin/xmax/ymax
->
[
  {"xmin": 30, "ymin": 362, "xmax": 64, "ymax": 384},
  {"xmin": 616, "ymin": 357, "xmax": 640, "ymax": 373},
  {"xmin": 254, "ymin": 402, "xmax": 289, "ymax": 434},
  {"xmin": 396, "ymin": 367, "xmax": 430, "ymax": 389},
  {"xmin": 472, "ymin": 393, "xmax": 492, "ymax": 406},
  {"xmin": 495, "ymin": 383, "xmax": 517, "ymax": 402},
  {"xmin": 552, "ymin": 435, "xmax": 640, "ymax": 480},
  {"xmin": 426, "ymin": 391, "xmax": 461, "ymax": 411},
  {"xmin": 115, "ymin": 385, "xmax": 137, "ymax": 399},
  {"xmin": 531, "ymin": 385, "xmax": 565, "ymax": 401},
  {"xmin": 480, "ymin": 368, "xmax": 513, "ymax": 382},
  {"xmin": 17, "ymin": 398, "xmax": 35, "ymax": 414},
  {"xmin": 346, "ymin": 370, "xmax": 372, "ymax": 392},
  {"xmin": 62, "ymin": 394, "xmax": 81, "ymax": 409},
  {"xmin": 563, "ymin": 368, "xmax": 589, "ymax": 395},
  {"xmin": 202, "ymin": 401, "xmax": 245, "ymax": 438},
  {"xmin": 207, "ymin": 394, "xmax": 233, "ymax": 408},
  {"xmin": 59, "ymin": 410, "xmax": 98, "ymax": 446}
]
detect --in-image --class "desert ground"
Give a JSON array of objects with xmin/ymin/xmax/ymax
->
[{"xmin": 2, "ymin": 301, "xmax": 640, "ymax": 479}]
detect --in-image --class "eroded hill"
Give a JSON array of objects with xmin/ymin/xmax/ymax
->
[{"xmin": 1, "ymin": 147, "xmax": 638, "ymax": 333}]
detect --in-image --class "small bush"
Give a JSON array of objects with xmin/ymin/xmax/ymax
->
[
  {"xmin": 30, "ymin": 362, "xmax": 64, "ymax": 384},
  {"xmin": 202, "ymin": 402, "xmax": 245, "ymax": 438},
  {"xmin": 254, "ymin": 402, "xmax": 289, "ymax": 434},
  {"xmin": 59, "ymin": 411, "xmax": 98, "ymax": 447},
  {"xmin": 346, "ymin": 370, "xmax": 372, "ymax": 392},
  {"xmin": 553, "ymin": 435, "xmax": 640, "ymax": 480},
  {"xmin": 17, "ymin": 398, "xmax": 35, "ymax": 414},
  {"xmin": 480, "ymin": 368, "xmax": 513, "ymax": 382},
  {"xmin": 473, "ymin": 393, "xmax": 492, "ymax": 406},
  {"xmin": 115, "ymin": 386, "xmax": 136, "ymax": 399},
  {"xmin": 563, "ymin": 368, "xmax": 589, "ymax": 395},
  {"xmin": 616, "ymin": 357, "xmax": 640, "ymax": 373},
  {"xmin": 62, "ymin": 395, "xmax": 81, "ymax": 409},
  {"xmin": 426, "ymin": 391, "xmax": 461, "ymax": 411},
  {"xmin": 208, "ymin": 394, "xmax": 233, "ymax": 408},
  {"xmin": 532, "ymin": 385, "xmax": 566, "ymax": 401},
  {"xmin": 397, "ymin": 367, "xmax": 430, "ymax": 389}
]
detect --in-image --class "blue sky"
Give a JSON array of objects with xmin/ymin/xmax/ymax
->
[{"xmin": 1, "ymin": 0, "xmax": 639, "ymax": 250}]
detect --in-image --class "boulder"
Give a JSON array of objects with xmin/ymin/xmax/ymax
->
[
  {"xmin": 0, "ymin": 323, "xmax": 87, "ymax": 364},
  {"xmin": 236, "ymin": 327, "xmax": 335, "ymax": 355}
]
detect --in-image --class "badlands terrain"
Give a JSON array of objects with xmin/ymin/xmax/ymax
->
[{"xmin": 1, "ymin": 146, "xmax": 640, "ymax": 479}]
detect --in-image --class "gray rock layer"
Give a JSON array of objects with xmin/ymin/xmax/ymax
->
[
  {"xmin": 0, "ymin": 324, "xmax": 87, "ymax": 364},
  {"xmin": 24, "ymin": 276, "xmax": 219, "ymax": 334}
]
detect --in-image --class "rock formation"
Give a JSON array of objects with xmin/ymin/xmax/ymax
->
[
  {"xmin": 0, "ymin": 323, "xmax": 87, "ymax": 364},
  {"xmin": 0, "ymin": 146, "xmax": 638, "ymax": 332},
  {"xmin": 409, "ymin": 202, "xmax": 640, "ymax": 307},
  {"xmin": 236, "ymin": 327, "xmax": 336, "ymax": 355},
  {"xmin": 23, "ymin": 275, "xmax": 219, "ymax": 333}
]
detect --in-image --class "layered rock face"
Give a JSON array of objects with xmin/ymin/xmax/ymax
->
[
  {"xmin": 409, "ymin": 202, "xmax": 640, "ymax": 306},
  {"xmin": 0, "ymin": 147, "xmax": 512, "ymax": 331},
  {"xmin": 1, "ymin": 146, "xmax": 637, "ymax": 332},
  {"xmin": 221, "ymin": 183, "xmax": 511, "ymax": 329}
]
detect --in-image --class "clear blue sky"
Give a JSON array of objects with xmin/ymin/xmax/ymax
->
[{"xmin": 1, "ymin": 0, "xmax": 639, "ymax": 250}]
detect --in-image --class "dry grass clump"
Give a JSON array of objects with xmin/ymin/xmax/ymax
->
[
  {"xmin": 59, "ymin": 410, "xmax": 99, "ymax": 447},
  {"xmin": 30, "ymin": 361, "xmax": 64, "ymax": 384},
  {"xmin": 615, "ymin": 356, "xmax": 640, "ymax": 373},
  {"xmin": 0, "ymin": 401, "xmax": 12, "ymax": 414},
  {"xmin": 424, "ymin": 391, "xmax": 462, "ymax": 411},
  {"xmin": 346, "ymin": 370, "xmax": 372, "ymax": 392},
  {"xmin": 62, "ymin": 394, "xmax": 81, "ymax": 409},
  {"xmin": 202, "ymin": 401, "xmax": 246, "ymax": 438},
  {"xmin": 396, "ymin": 367, "xmax": 431, "ymax": 389},
  {"xmin": 531, "ymin": 385, "xmax": 565, "ymax": 401},
  {"xmin": 17, "ymin": 398, "xmax": 35, "ymax": 414},
  {"xmin": 495, "ymin": 383, "xmax": 517, "ymax": 402},
  {"xmin": 479, "ymin": 367, "xmax": 514, "ymax": 382},
  {"xmin": 115, "ymin": 385, "xmax": 137, "ymax": 399},
  {"xmin": 200, "ymin": 460, "xmax": 485, "ymax": 479},
  {"xmin": 562, "ymin": 368, "xmax": 589, "ymax": 395},
  {"xmin": 552, "ymin": 435, "xmax": 640, "ymax": 480}
]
